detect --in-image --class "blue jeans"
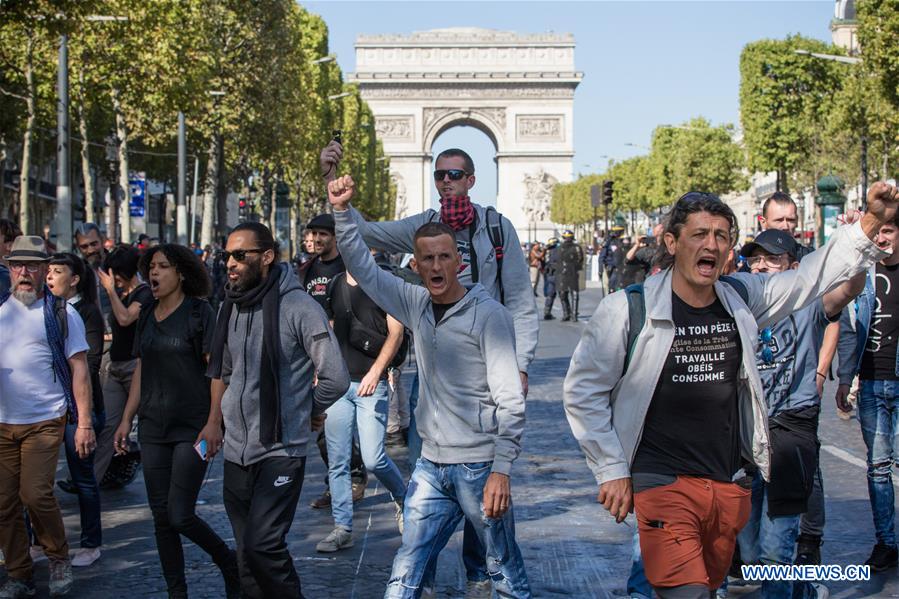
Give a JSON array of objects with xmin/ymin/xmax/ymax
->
[
  {"xmin": 737, "ymin": 472, "xmax": 800, "ymax": 599},
  {"xmin": 385, "ymin": 459, "xmax": 531, "ymax": 599},
  {"xmin": 628, "ymin": 526, "xmax": 652, "ymax": 599},
  {"xmin": 325, "ymin": 380, "xmax": 406, "ymax": 531},
  {"xmin": 64, "ymin": 411, "xmax": 105, "ymax": 548},
  {"xmin": 859, "ymin": 379, "xmax": 899, "ymax": 547},
  {"xmin": 410, "ymin": 372, "xmax": 488, "ymax": 588}
]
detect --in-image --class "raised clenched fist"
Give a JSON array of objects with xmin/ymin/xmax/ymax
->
[
  {"xmin": 327, "ymin": 175, "xmax": 355, "ymax": 211},
  {"xmin": 867, "ymin": 181, "xmax": 899, "ymax": 225}
]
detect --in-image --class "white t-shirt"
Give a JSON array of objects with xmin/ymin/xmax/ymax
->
[{"xmin": 0, "ymin": 295, "xmax": 88, "ymax": 424}]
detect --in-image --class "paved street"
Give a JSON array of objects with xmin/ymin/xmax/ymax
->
[{"xmin": 6, "ymin": 286, "xmax": 899, "ymax": 598}]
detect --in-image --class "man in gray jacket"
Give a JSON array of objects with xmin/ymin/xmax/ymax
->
[
  {"xmin": 207, "ymin": 222, "xmax": 350, "ymax": 599},
  {"xmin": 322, "ymin": 142, "xmax": 537, "ymax": 595},
  {"xmin": 564, "ymin": 184, "xmax": 897, "ymax": 599},
  {"xmin": 328, "ymin": 175, "xmax": 531, "ymax": 599}
]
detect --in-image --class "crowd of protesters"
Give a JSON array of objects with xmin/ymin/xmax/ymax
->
[{"xmin": 0, "ymin": 137, "xmax": 897, "ymax": 599}]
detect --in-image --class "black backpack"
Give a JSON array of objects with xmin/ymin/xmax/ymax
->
[{"xmin": 621, "ymin": 276, "xmax": 750, "ymax": 376}]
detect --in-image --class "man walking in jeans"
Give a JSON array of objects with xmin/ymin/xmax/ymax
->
[
  {"xmin": 315, "ymin": 264, "xmax": 407, "ymax": 553},
  {"xmin": 207, "ymin": 222, "xmax": 349, "ymax": 598},
  {"xmin": 0, "ymin": 236, "xmax": 97, "ymax": 598},
  {"xmin": 837, "ymin": 213, "xmax": 899, "ymax": 572},
  {"xmin": 735, "ymin": 229, "xmax": 863, "ymax": 599},
  {"xmin": 564, "ymin": 184, "xmax": 897, "ymax": 599},
  {"xmin": 328, "ymin": 175, "xmax": 530, "ymax": 598},
  {"xmin": 322, "ymin": 142, "xmax": 537, "ymax": 597}
]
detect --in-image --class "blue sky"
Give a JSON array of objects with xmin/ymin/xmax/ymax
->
[{"xmin": 305, "ymin": 1, "xmax": 835, "ymax": 206}]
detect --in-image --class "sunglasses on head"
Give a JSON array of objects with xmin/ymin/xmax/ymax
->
[
  {"xmin": 433, "ymin": 169, "xmax": 470, "ymax": 182},
  {"xmin": 219, "ymin": 248, "xmax": 265, "ymax": 263},
  {"xmin": 759, "ymin": 327, "xmax": 774, "ymax": 364}
]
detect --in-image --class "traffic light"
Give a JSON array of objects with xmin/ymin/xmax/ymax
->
[
  {"xmin": 238, "ymin": 197, "xmax": 248, "ymax": 223},
  {"xmin": 602, "ymin": 180, "xmax": 614, "ymax": 205}
]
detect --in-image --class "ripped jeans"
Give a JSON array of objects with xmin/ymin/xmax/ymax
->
[
  {"xmin": 384, "ymin": 458, "xmax": 531, "ymax": 599},
  {"xmin": 859, "ymin": 379, "xmax": 899, "ymax": 547}
]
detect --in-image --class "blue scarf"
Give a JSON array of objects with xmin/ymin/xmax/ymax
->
[{"xmin": 44, "ymin": 292, "xmax": 77, "ymax": 424}]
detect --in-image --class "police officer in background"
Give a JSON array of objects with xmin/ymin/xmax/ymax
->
[
  {"xmin": 557, "ymin": 230, "xmax": 584, "ymax": 322},
  {"xmin": 542, "ymin": 237, "xmax": 560, "ymax": 320}
]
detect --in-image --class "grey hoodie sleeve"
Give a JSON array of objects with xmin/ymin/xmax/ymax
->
[
  {"xmin": 357, "ymin": 210, "xmax": 433, "ymax": 254},
  {"xmin": 837, "ymin": 305, "xmax": 859, "ymax": 387},
  {"xmin": 731, "ymin": 221, "xmax": 886, "ymax": 330},
  {"xmin": 497, "ymin": 217, "xmax": 539, "ymax": 373},
  {"xmin": 297, "ymin": 303, "xmax": 350, "ymax": 417},
  {"xmin": 481, "ymin": 305, "xmax": 526, "ymax": 475},
  {"xmin": 334, "ymin": 206, "xmax": 429, "ymax": 327}
]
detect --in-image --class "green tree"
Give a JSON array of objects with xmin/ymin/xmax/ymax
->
[
  {"xmin": 739, "ymin": 36, "xmax": 846, "ymax": 192},
  {"xmin": 858, "ymin": 0, "xmax": 899, "ymax": 113}
]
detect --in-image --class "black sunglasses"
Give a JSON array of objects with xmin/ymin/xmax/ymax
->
[
  {"xmin": 433, "ymin": 169, "xmax": 470, "ymax": 182},
  {"xmin": 219, "ymin": 248, "xmax": 265, "ymax": 262}
]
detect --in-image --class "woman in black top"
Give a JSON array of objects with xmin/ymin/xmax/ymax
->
[
  {"xmin": 113, "ymin": 244, "xmax": 237, "ymax": 599},
  {"xmin": 45, "ymin": 252, "xmax": 105, "ymax": 566},
  {"xmin": 94, "ymin": 245, "xmax": 152, "ymax": 485}
]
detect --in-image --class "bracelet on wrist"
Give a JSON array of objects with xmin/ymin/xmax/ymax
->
[
  {"xmin": 77, "ymin": 426, "xmax": 93, "ymax": 430},
  {"xmin": 816, "ymin": 371, "xmax": 826, "ymax": 378}
]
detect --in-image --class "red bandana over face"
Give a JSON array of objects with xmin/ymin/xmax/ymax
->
[{"xmin": 440, "ymin": 195, "xmax": 475, "ymax": 231}]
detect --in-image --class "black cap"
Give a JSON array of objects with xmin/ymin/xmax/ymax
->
[
  {"xmin": 307, "ymin": 213, "xmax": 335, "ymax": 232},
  {"xmin": 740, "ymin": 229, "xmax": 798, "ymax": 259}
]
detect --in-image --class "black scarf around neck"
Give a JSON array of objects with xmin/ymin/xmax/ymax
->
[{"xmin": 208, "ymin": 264, "xmax": 283, "ymax": 444}]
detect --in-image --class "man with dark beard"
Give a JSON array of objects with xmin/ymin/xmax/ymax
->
[
  {"xmin": 207, "ymin": 222, "xmax": 349, "ymax": 598},
  {"xmin": 0, "ymin": 236, "xmax": 96, "ymax": 598},
  {"xmin": 74, "ymin": 223, "xmax": 111, "ymax": 319}
]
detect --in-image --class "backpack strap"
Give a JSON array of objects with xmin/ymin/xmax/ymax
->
[
  {"xmin": 622, "ymin": 284, "xmax": 645, "ymax": 377},
  {"xmin": 719, "ymin": 275, "xmax": 750, "ymax": 306},
  {"xmin": 485, "ymin": 207, "xmax": 506, "ymax": 304},
  {"xmin": 0, "ymin": 290, "xmax": 9, "ymax": 308},
  {"xmin": 186, "ymin": 298, "xmax": 210, "ymax": 363}
]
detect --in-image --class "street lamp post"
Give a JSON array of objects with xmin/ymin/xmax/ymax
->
[
  {"xmin": 54, "ymin": 16, "xmax": 128, "ymax": 250},
  {"xmin": 177, "ymin": 112, "xmax": 187, "ymax": 244},
  {"xmin": 105, "ymin": 133, "xmax": 118, "ymax": 241},
  {"xmin": 794, "ymin": 49, "xmax": 867, "ymax": 209}
]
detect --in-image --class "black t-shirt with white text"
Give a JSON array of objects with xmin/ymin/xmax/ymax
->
[
  {"xmin": 304, "ymin": 255, "xmax": 345, "ymax": 312},
  {"xmin": 632, "ymin": 292, "xmax": 743, "ymax": 482},
  {"xmin": 860, "ymin": 262, "xmax": 899, "ymax": 381}
]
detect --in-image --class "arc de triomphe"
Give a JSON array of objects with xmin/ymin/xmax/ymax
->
[{"xmin": 349, "ymin": 28, "xmax": 583, "ymax": 240}]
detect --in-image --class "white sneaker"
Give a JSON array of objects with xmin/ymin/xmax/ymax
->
[
  {"xmin": 29, "ymin": 546, "xmax": 47, "ymax": 563},
  {"xmin": 394, "ymin": 500, "xmax": 404, "ymax": 535},
  {"xmin": 811, "ymin": 583, "xmax": 829, "ymax": 599},
  {"xmin": 465, "ymin": 579, "xmax": 492, "ymax": 599},
  {"xmin": 315, "ymin": 527, "xmax": 354, "ymax": 553},
  {"xmin": 71, "ymin": 547, "xmax": 101, "ymax": 567}
]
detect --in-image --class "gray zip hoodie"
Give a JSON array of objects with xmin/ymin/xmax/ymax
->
[
  {"xmin": 218, "ymin": 263, "xmax": 349, "ymax": 466},
  {"xmin": 335, "ymin": 206, "xmax": 525, "ymax": 475}
]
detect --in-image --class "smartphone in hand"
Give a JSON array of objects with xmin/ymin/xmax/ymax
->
[{"xmin": 194, "ymin": 439, "xmax": 208, "ymax": 461}]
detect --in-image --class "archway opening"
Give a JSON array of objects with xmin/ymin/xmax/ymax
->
[{"xmin": 429, "ymin": 125, "xmax": 498, "ymax": 211}]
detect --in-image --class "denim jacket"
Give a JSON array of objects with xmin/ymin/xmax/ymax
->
[
  {"xmin": 837, "ymin": 265, "xmax": 899, "ymax": 385},
  {"xmin": 564, "ymin": 221, "xmax": 886, "ymax": 486}
]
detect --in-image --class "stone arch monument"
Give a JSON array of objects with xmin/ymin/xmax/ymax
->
[{"xmin": 350, "ymin": 27, "xmax": 583, "ymax": 240}]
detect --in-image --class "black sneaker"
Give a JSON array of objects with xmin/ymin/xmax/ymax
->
[
  {"xmin": 865, "ymin": 543, "xmax": 898, "ymax": 572},
  {"xmin": 796, "ymin": 534, "xmax": 822, "ymax": 565}
]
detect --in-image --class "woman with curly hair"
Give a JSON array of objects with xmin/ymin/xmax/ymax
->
[{"xmin": 113, "ymin": 244, "xmax": 238, "ymax": 598}]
